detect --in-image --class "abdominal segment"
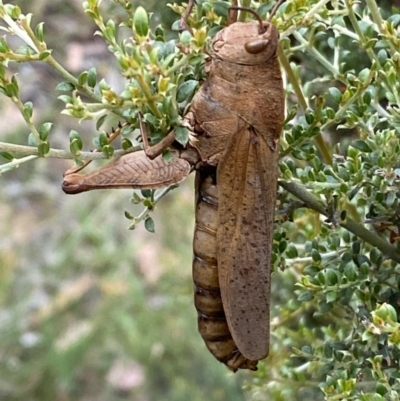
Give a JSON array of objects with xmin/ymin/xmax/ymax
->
[{"xmin": 192, "ymin": 167, "xmax": 258, "ymax": 372}]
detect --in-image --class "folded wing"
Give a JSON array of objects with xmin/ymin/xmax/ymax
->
[{"xmin": 217, "ymin": 125, "xmax": 279, "ymax": 361}]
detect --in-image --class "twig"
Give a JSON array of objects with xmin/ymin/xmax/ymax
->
[{"xmin": 279, "ymin": 180, "xmax": 400, "ymax": 264}]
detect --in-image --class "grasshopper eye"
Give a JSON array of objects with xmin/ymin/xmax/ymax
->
[{"xmin": 245, "ymin": 39, "xmax": 269, "ymax": 54}]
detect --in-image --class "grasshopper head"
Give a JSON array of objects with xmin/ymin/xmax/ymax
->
[{"xmin": 211, "ymin": 21, "xmax": 279, "ymax": 65}]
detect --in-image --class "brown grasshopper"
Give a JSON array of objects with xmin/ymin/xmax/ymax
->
[{"xmin": 63, "ymin": 2, "xmax": 284, "ymax": 371}]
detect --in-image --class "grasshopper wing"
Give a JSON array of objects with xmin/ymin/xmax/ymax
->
[
  {"xmin": 62, "ymin": 150, "xmax": 191, "ymax": 194},
  {"xmin": 217, "ymin": 125, "xmax": 279, "ymax": 361}
]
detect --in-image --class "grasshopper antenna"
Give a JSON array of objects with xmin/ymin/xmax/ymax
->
[
  {"xmin": 229, "ymin": 0, "xmax": 285, "ymax": 28},
  {"xmin": 228, "ymin": 7, "xmax": 264, "ymax": 30},
  {"xmin": 269, "ymin": 0, "xmax": 285, "ymax": 21}
]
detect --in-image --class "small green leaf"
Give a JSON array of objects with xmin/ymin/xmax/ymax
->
[
  {"xmin": 325, "ymin": 269, "xmax": 338, "ymax": 286},
  {"xmin": 285, "ymin": 244, "xmax": 298, "ymax": 258},
  {"xmin": 374, "ymin": 303, "xmax": 397, "ymax": 322},
  {"xmin": 344, "ymin": 262, "xmax": 357, "ymax": 282},
  {"xmin": 358, "ymin": 68, "xmax": 370, "ymax": 82},
  {"xmin": 305, "ymin": 108, "xmax": 314, "ymax": 124},
  {"xmin": 177, "ymin": 80, "xmax": 198, "ymax": 103},
  {"xmin": 298, "ymin": 291, "xmax": 313, "ymax": 302},
  {"xmin": 352, "ymin": 241, "xmax": 361, "ymax": 254},
  {"xmin": 28, "ymin": 133, "xmax": 37, "ymax": 147},
  {"xmin": 377, "ymin": 49, "xmax": 388, "ymax": 65},
  {"xmin": 122, "ymin": 138, "xmax": 133, "ymax": 150},
  {"xmin": 174, "ymin": 126, "xmax": 189, "ymax": 146},
  {"xmin": 326, "ymin": 290, "xmax": 337, "ymax": 303},
  {"xmin": 162, "ymin": 149, "xmax": 173, "ymax": 163},
  {"xmin": 69, "ymin": 130, "xmax": 83, "ymax": 152},
  {"xmin": 155, "ymin": 25, "xmax": 164, "ymax": 41},
  {"xmin": 386, "ymin": 191, "xmax": 396, "ymax": 207},
  {"xmin": 35, "ymin": 22, "xmax": 44, "ymax": 42},
  {"xmin": 38, "ymin": 122, "xmax": 53, "ymax": 141},
  {"xmin": 318, "ymin": 300, "xmax": 333, "ymax": 313},
  {"xmin": 124, "ymin": 210, "xmax": 134, "ymax": 220},
  {"xmin": 56, "ymin": 81, "xmax": 75, "ymax": 92},
  {"xmin": 22, "ymin": 101, "xmax": 33, "ymax": 121},
  {"xmin": 78, "ymin": 71, "xmax": 88, "ymax": 86},
  {"xmin": 102, "ymin": 145, "xmax": 114, "ymax": 158},
  {"xmin": 328, "ymin": 87, "xmax": 342, "ymax": 103},
  {"xmin": 98, "ymin": 132, "xmax": 109, "ymax": 147},
  {"xmin": 131, "ymin": 192, "xmax": 142, "ymax": 204},
  {"xmin": 145, "ymin": 217, "xmax": 155, "ymax": 233},
  {"xmin": 0, "ymin": 152, "xmax": 14, "ymax": 161},
  {"xmin": 134, "ymin": 6, "xmax": 149, "ymax": 37},
  {"xmin": 39, "ymin": 50, "xmax": 51, "ymax": 60},
  {"xmin": 311, "ymin": 249, "xmax": 321, "ymax": 262},
  {"xmin": 352, "ymin": 139, "xmax": 372, "ymax": 153},
  {"xmin": 213, "ymin": 1, "xmax": 230, "ymax": 17},
  {"xmin": 38, "ymin": 142, "xmax": 50, "ymax": 157},
  {"xmin": 96, "ymin": 115, "xmax": 107, "ymax": 130},
  {"xmin": 87, "ymin": 67, "xmax": 97, "ymax": 88},
  {"xmin": 70, "ymin": 139, "xmax": 81, "ymax": 155},
  {"xmin": 180, "ymin": 30, "xmax": 192, "ymax": 46}
]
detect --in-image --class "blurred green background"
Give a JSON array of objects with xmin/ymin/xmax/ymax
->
[{"xmin": 0, "ymin": 1, "xmax": 273, "ymax": 400}]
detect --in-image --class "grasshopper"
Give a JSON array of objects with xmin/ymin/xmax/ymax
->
[{"xmin": 63, "ymin": 1, "xmax": 284, "ymax": 371}]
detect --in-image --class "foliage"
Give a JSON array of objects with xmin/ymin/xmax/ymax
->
[{"xmin": 1, "ymin": 0, "xmax": 400, "ymax": 400}]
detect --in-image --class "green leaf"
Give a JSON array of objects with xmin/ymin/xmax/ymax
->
[
  {"xmin": 87, "ymin": 68, "xmax": 97, "ymax": 88},
  {"xmin": 96, "ymin": 115, "xmax": 107, "ymax": 130},
  {"xmin": 22, "ymin": 101, "xmax": 33, "ymax": 121},
  {"xmin": 179, "ymin": 30, "xmax": 192, "ymax": 46},
  {"xmin": 134, "ymin": 6, "xmax": 149, "ymax": 37},
  {"xmin": 0, "ymin": 152, "xmax": 14, "ymax": 161},
  {"xmin": 174, "ymin": 126, "xmax": 189, "ymax": 146},
  {"xmin": 124, "ymin": 210, "xmax": 134, "ymax": 220},
  {"xmin": 177, "ymin": 80, "xmax": 198, "ymax": 103},
  {"xmin": 70, "ymin": 139, "xmax": 81, "ymax": 155},
  {"xmin": 38, "ymin": 122, "xmax": 53, "ymax": 141},
  {"xmin": 298, "ymin": 291, "xmax": 313, "ymax": 302},
  {"xmin": 352, "ymin": 139, "xmax": 372, "ymax": 152},
  {"xmin": 122, "ymin": 138, "xmax": 133, "ymax": 150},
  {"xmin": 213, "ymin": 1, "xmax": 230, "ymax": 17},
  {"xmin": 305, "ymin": 108, "xmax": 314, "ymax": 124},
  {"xmin": 358, "ymin": 68, "xmax": 370, "ymax": 82},
  {"xmin": 162, "ymin": 149, "xmax": 173, "ymax": 163},
  {"xmin": 39, "ymin": 51, "xmax": 51, "ymax": 60},
  {"xmin": 102, "ymin": 145, "xmax": 114, "ymax": 158},
  {"xmin": 326, "ymin": 290, "xmax": 337, "ymax": 303},
  {"xmin": 35, "ymin": 22, "xmax": 44, "ymax": 42},
  {"xmin": 325, "ymin": 269, "xmax": 338, "ymax": 286},
  {"xmin": 56, "ymin": 81, "xmax": 75, "ymax": 92},
  {"xmin": 328, "ymin": 87, "xmax": 342, "ymax": 103},
  {"xmin": 145, "ymin": 217, "xmax": 155, "ymax": 233},
  {"xmin": 311, "ymin": 249, "xmax": 321, "ymax": 262},
  {"xmin": 38, "ymin": 142, "xmax": 50, "ymax": 157},
  {"xmin": 352, "ymin": 241, "xmax": 361, "ymax": 254},
  {"xmin": 344, "ymin": 262, "xmax": 357, "ymax": 282},
  {"xmin": 318, "ymin": 300, "xmax": 333, "ymax": 313},
  {"xmin": 377, "ymin": 49, "xmax": 388, "ymax": 65},
  {"xmin": 285, "ymin": 244, "xmax": 298, "ymax": 258},
  {"xmin": 98, "ymin": 132, "xmax": 109, "ymax": 147},
  {"xmin": 69, "ymin": 130, "xmax": 83, "ymax": 152},
  {"xmin": 58, "ymin": 95, "xmax": 72, "ymax": 104},
  {"xmin": 131, "ymin": 192, "xmax": 142, "ymax": 205},
  {"xmin": 28, "ymin": 133, "xmax": 37, "ymax": 147},
  {"xmin": 78, "ymin": 71, "xmax": 88, "ymax": 86},
  {"xmin": 141, "ymin": 189, "xmax": 151, "ymax": 198}
]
